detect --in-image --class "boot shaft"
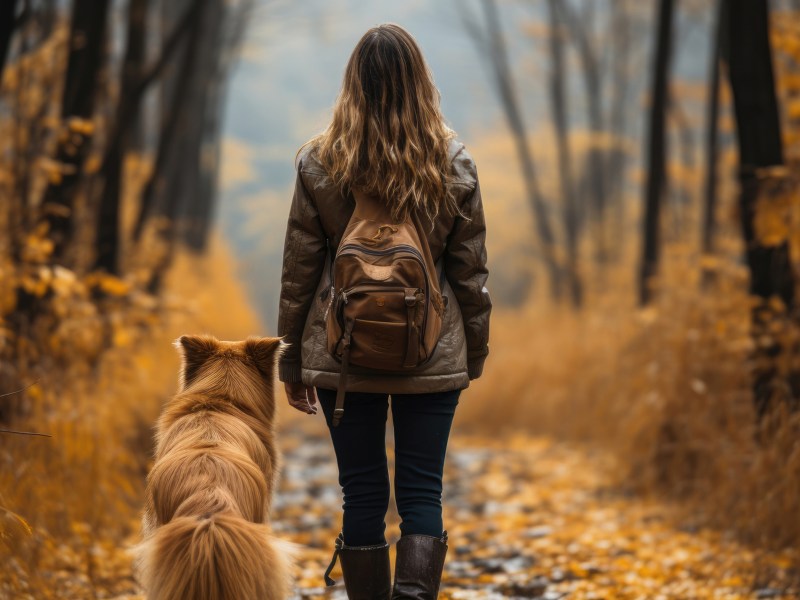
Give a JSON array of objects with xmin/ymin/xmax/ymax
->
[
  {"xmin": 325, "ymin": 533, "xmax": 392, "ymax": 600},
  {"xmin": 391, "ymin": 531, "xmax": 448, "ymax": 600}
]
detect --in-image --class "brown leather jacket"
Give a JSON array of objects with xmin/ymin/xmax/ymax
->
[{"xmin": 277, "ymin": 139, "xmax": 491, "ymax": 393}]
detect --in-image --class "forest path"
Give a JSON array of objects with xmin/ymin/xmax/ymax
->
[{"xmin": 275, "ymin": 422, "xmax": 797, "ymax": 600}]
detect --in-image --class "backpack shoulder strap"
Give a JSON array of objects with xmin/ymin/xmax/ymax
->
[{"xmin": 350, "ymin": 189, "xmax": 394, "ymax": 223}]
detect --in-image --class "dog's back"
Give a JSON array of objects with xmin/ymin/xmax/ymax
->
[{"xmin": 138, "ymin": 335, "xmax": 291, "ymax": 600}]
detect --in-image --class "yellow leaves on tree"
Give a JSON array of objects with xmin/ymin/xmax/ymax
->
[
  {"xmin": 66, "ymin": 117, "xmax": 94, "ymax": 137},
  {"xmin": 754, "ymin": 194, "xmax": 791, "ymax": 247},
  {"xmin": 753, "ymin": 168, "xmax": 796, "ymax": 248},
  {"xmin": 83, "ymin": 272, "xmax": 132, "ymax": 297},
  {"xmin": 20, "ymin": 225, "xmax": 55, "ymax": 265},
  {"xmin": 38, "ymin": 157, "xmax": 77, "ymax": 186},
  {"xmin": 787, "ymin": 98, "xmax": 800, "ymax": 120}
]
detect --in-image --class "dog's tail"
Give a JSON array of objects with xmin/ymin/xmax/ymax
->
[{"xmin": 138, "ymin": 512, "xmax": 293, "ymax": 600}]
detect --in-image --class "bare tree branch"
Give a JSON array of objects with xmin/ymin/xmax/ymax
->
[
  {"xmin": 558, "ymin": 0, "xmax": 608, "ymax": 263},
  {"xmin": 0, "ymin": 379, "xmax": 41, "ymax": 399},
  {"xmin": 134, "ymin": 0, "xmax": 203, "ymax": 96},
  {"xmin": 457, "ymin": 2, "xmax": 489, "ymax": 49},
  {"xmin": 0, "ymin": 428, "xmax": 51, "ymax": 438}
]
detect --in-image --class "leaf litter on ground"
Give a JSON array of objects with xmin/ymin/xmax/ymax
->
[
  {"xmin": 274, "ymin": 426, "xmax": 799, "ymax": 600},
  {"xmin": 4, "ymin": 424, "xmax": 798, "ymax": 599}
]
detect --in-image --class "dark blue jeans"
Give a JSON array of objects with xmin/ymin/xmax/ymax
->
[{"xmin": 316, "ymin": 387, "xmax": 460, "ymax": 547}]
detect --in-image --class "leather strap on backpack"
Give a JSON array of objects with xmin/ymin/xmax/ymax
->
[
  {"xmin": 403, "ymin": 288, "xmax": 420, "ymax": 368},
  {"xmin": 332, "ymin": 317, "xmax": 354, "ymax": 427}
]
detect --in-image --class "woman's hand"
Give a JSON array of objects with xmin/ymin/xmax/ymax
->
[{"xmin": 285, "ymin": 382, "xmax": 318, "ymax": 415}]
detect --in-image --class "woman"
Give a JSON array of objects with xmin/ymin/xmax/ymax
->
[{"xmin": 277, "ymin": 23, "xmax": 491, "ymax": 599}]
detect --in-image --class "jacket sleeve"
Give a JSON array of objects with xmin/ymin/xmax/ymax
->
[
  {"xmin": 444, "ymin": 177, "xmax": 491, "ymax": 380},
  {"xmin": 277, "ymin": 166, "xmax": 327, "ymax": 383}
]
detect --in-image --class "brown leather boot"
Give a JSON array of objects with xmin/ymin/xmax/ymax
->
[
  {"xmin": 391, "ymin": 531, "xmax": 448, "ymax": 599},
  {"xmin": 324, "ymin": 532, "xmax": 391, "ymax": 599}
]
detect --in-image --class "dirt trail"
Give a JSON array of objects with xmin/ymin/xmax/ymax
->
[
  {"xmin": 275, "ymin": 420, "xmax": 798, "ymax": 600},
  {"xmin": 72, "ymin": 415, "xmax": 797, "ymax": 599}
]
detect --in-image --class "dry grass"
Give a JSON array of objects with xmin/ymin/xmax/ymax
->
[
  {"xmin": 458, "ymin": 243, "xmax": 800, "ymax": 555},
  {"xmin": 1, "ymin": 210, "xmax": 798, "ymax": 597},
  {"xmin": 0, "ymin": 236, "xmax": 263, "ymax": 598}
]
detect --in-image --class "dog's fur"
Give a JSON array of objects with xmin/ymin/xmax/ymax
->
[{"xmin": 138, "ymin": 335, "xmax": 292, "ymax": 600}]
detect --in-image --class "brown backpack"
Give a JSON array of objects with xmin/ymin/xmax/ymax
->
[{"xmin": 325, "ymin": 190, "xmax": 446, "ymax": 426}]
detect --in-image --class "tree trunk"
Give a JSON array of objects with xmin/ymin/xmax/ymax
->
[
  {"xmin": 668, "ymin": 100, "xmax": 696, "ymax": 239},
  {"xmin": 559, "ymin": 1, "xmax": 607, "ymax": 265},
  {"xmin": 175, "ymin": 0, "xmax": 220, "ymax": 253},
  {"xmin": 39, "ymin": 0, "xmax": 111, "ymax": 263},
  {"xmin": 6, "ymin": 0, "xmax": 25, "ymax": 262},
  {"xmin": 547, "ymin": 0, "xmax": 582, "ymax": 308},
  {"xmin": 607, "ymin": 0, "xmax": 633, "ymax": 258},
  {"xmin": 93, "ymin": 0, "xmax": 148, "ymax": 274},
  {"xmin": 0, "ymin": 0, "xmax": 19, "ymax": 80},
  {"xmin": 701, "ymin": 0, "xmax": 726, "ymax": 278},
  {"xmin": 94, "ymin": 0, "xmax": 202, "ymax": 272},
  {"xmin": 725, "ymin": 0, "xmax": 795, "ymax": 417},
  {"xmin": 727, "ymin": 0, "xmax": 789, "ymax": 301},
  {"xmin": 117, "ymin": 0, "xmax": 200, "ymax": 239},
  {"xmin": 182, "ymin": 79, "xmax": 222, "ymax": 253},
  {"xmin": 135, "ymin": 0, "xmax": 204, "ymax": 291},
  {"xmin": 639, "ymin": 0, "xmax": 675, "ymax": 306},
  {"xmin": 480, "ymin": 0, "xmax": 562, "ymax": 300},
  {"xmin": 183, "ymin": 0, "xmax": 252, "ymax": 253}
]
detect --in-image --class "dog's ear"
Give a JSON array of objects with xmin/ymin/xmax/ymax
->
[
  {"xmin": 243, "ymin": 337, "xmax": 285, "ymax": 378},
  {"xmin": 175, "ymin": 335, "xmax": 218, "ymax": 388}
]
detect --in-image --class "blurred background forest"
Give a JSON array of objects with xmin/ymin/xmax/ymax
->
[{"xmin": 2, "ymin": 0, "xmax": 800, "ymax": 598}]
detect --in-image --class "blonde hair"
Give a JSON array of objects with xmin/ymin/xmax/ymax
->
[{"xmin": 304, "ymin": 23, "xmax": 457, "ymax": 223}]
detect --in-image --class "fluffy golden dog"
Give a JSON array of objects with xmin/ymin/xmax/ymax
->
[{"xmin": 138, "ymin": 335, "xmax": 292, "ymax": 599}]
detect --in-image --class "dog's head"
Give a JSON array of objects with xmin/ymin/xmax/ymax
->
[{"xmin": 175, "ymin": 334, "xmax": 285, "ymax": 399}]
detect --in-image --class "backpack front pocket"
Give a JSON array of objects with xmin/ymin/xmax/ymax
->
[{"xmin": 349, "ymin": 319, "xmax": 407, "ymax": 370}]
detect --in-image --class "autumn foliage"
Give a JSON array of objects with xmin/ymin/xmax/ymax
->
[
  {"xmin": 458, "ymin": 2, "xmax": 800, "ymax": 567},
  {"xmin": 2, "ymin": 1, "xmax": 800, "ymax": 598}
]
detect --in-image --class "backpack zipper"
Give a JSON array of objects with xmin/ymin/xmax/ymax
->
[{"xmin": 323, "ymin": 285, "xmax": 336, "ymax": 321}]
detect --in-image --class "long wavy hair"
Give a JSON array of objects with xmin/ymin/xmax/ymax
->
[{"xmin": 304, "ymin": 23, "xmax": 458, "ymax": 223}]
